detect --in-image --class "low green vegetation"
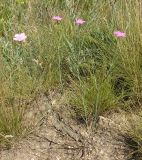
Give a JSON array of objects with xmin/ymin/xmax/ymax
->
[{"xmin": 0, "ymin": 0, "xmax": 142, "ymax": 156}]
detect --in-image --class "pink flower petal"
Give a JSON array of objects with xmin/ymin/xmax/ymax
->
[
  {"xmin": 114, "ymin": 31, "xmax": 126, "ymax": 38},
  {"xmin": 52, "ymin": 16, "xmax": 62, "ymax": 21},
  {"xmin": 75, "ymin": 18, "xmax": 86, "ymax": 25},
  {"xmin": 13, "ymin": 33, "xmax": 27, "ymax": 42}
]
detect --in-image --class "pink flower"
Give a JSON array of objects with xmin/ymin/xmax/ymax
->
[
  {"xmin": 113, "ymin": 31, "xmax": 126, "ymax": 38},
  {"xmin": 13, "ymin": 33, "xmax": 27, "ymax": 42},
  {"xmin": 52, "ymin": 16, "xmax": 62, "ymax": 21},
  {"xmin": 75, "ymin": 18, "xmax": 86, "ymax": 25}
]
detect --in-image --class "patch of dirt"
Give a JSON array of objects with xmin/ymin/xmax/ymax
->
[{"xmin": 0, "ymin": 91, "xmax": 132, "ymax": 160}]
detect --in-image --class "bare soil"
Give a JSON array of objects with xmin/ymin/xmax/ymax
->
[{"xmin": 0, "ymin": 91, "xmax": 132, "ymax": 160}]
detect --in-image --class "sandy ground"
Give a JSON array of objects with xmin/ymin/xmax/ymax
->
[{"xmin": 0, "ymin": 92, "xmax": 132, "ymax": 160}]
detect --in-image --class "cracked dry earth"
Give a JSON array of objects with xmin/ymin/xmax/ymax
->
[{"xmin": 0, "ymin": 92, "xmax": 131, "ymax": 160}]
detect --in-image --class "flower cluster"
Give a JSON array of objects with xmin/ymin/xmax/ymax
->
[
  {"xmin": 52, "ymin": 15, "xmax": 86, "ymax": 25},
  {"xmin": 13, "ymin": 16, "xmax": 126, "ymax": 42}
]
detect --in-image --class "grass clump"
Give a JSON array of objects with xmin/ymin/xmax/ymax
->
[{"xmin": 125, "ymin": 110, "xmax": 142, "ymax": 160}]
